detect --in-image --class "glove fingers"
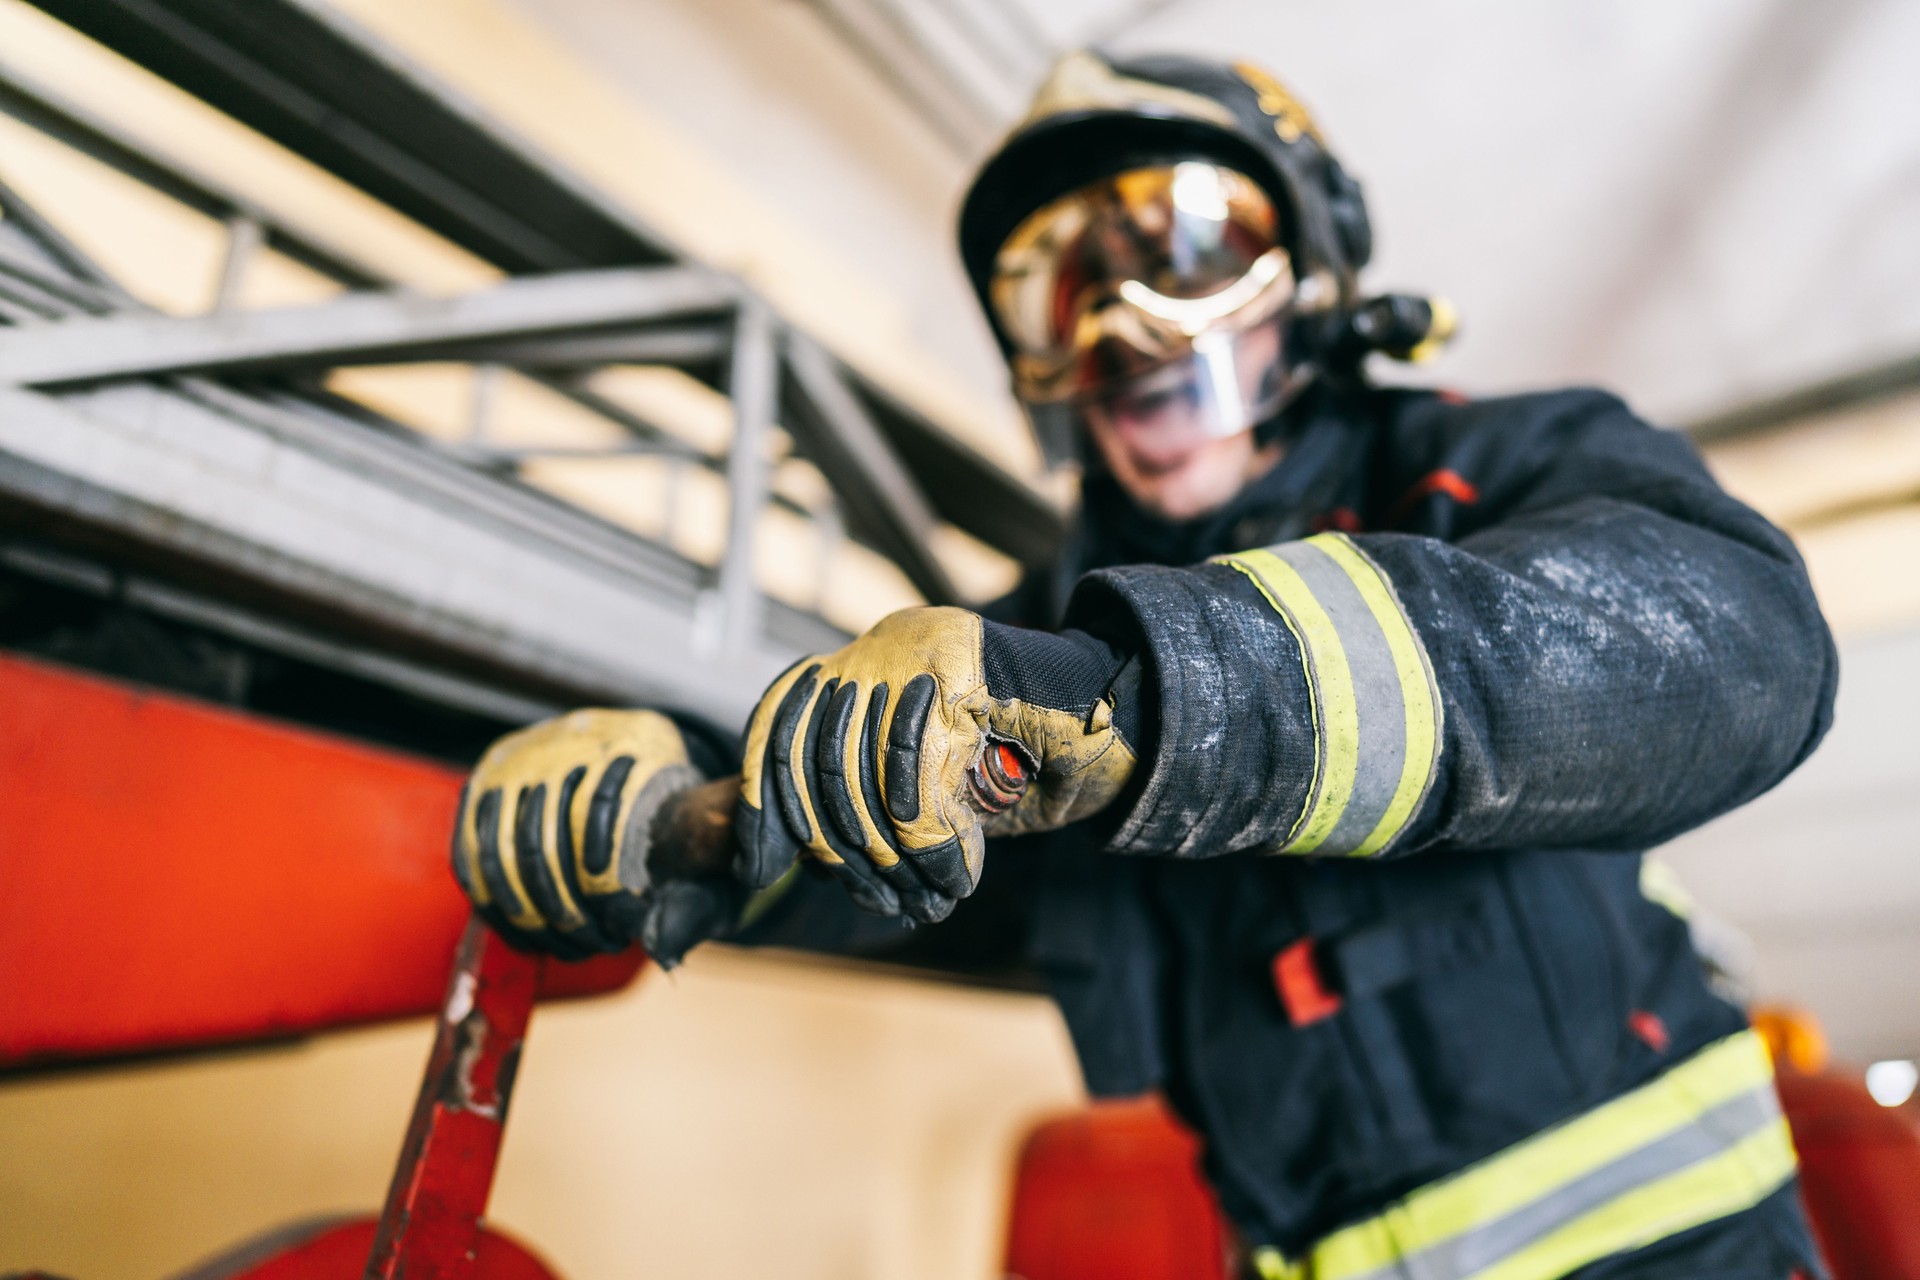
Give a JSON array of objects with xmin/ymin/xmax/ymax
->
[
  {"xmin": 450, "ymin": 778, "xmax": 483, "ymax": 903},
  {"xmin": 770, "ymin": 667, "xmax": 821, "ymax": 846},
  {"xmin": 878, "ymin": 671, "xmax": 981, "ymax": 901},
  {"xmin": 502, "ymin": 783, "xmax": 602, "ymax": 959},
  {"xmin": 581, "ymin": 755, "xmax": 637, "ymax": 881},
  {"xmin": 736, "ymin": 665, "xmax": 817, "ymax": 889},
  {"xmin": 858, "ymin": 683, "xmax": 954, "ymax": 922},
  {"xmin": 883, "ymin": 673, "xmax": 936, "ymax": 824},
  {"xmin": 521, "ymin": 776, "xmax": 625, "ymax": 955},
  {"xmin": 731, "ymin": 795, "xmax": 794, "ymax": 892},
  {"xmin": 803, "ymin": 678, "xmax": 900, "ymax": 917},
  {"xmin": 473, "ymin": 893, "xmax": 591, "ymax": 961},
  {"xmin": 460, "ymin": 783, "xmax": 589, "ymax": 958},
  {"xmin": 901, "ymin": 832, "xmax": 980, "ymax": 901},
  {"xmin": 876, "ymin": 860, "xmax": 956, "ymax": 922},
  {"xmin": 816, "ymin": 679, "xmax": 873, "ymax": 853},
  {"xmin": 491, "ymin": 910, "xmax": 594, "ymax": 961},
  {"xmin": 819, "ymin": 857, "xmax": 904, "ymax": 918},
  {"xmin": 512, "ymin": 783, "xmax": 571, "ymax": 927},
  {"xmin": 551, "ymin": 765, "xmax": 622, "ymax": 953},
  {"xmin": 474, "ymin": 786, "xmax": 535, "ymax": 927}
]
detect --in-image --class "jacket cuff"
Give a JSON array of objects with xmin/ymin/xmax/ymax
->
[
  {"xmin": 1066, "ymin": 533, "xmax": 1442, "ymax": 859},
  {"xmin": 1065, "ymin": 561, "xmax": 1317, "ymax": 857}
]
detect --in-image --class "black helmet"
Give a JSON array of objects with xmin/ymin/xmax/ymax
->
[
  {"xmin": 961, "ymin": 50, "xmax": 1373, "ymax": 326},
  {"xmin": 959, "ymin": 51, "xmax": 1450, "ymax": 466}
]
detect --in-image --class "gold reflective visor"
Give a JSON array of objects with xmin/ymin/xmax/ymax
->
[{"xmin": 990, "ymin": 163, "xmax": 1296, "ymax": 404}]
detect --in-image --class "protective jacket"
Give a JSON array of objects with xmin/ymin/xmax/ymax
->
[{"xmin": 739, "ymin": 380, "xmax": 1837, "ymax": 1278}]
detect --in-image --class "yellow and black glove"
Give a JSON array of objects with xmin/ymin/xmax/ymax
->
[
  {"xmin": 452, "ymin": 709, "xmax": 739, "ymax": 965},
  {"xmin": 735, "ymin": 606, "xmax": 1143, "ymax": 923}
]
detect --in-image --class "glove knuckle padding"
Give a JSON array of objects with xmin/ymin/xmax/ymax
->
[
  {"xmin": 457, "ymin": 709, "xmax": 698, "ymax": 944},
  {"xmin": 472, "ymin": 786, "xmax": 530, "ymax": 924},
  {"xmin": 817, "ymin": 679, "xmax": 872, "ymax": 853},
  {"xmin": 742, "ymin": 606, "xmax": 994, "ymax": 910},
  {"xmin": 736, "ymin": 659, "xmax": 814, "ymax": 888},
  {"xmin": 450, "ymin": 779, "xmax": 482, "ymax": 900},
  {"xmin": 768, "ymin": 668, "xmax": 820, "ymax": 845},
  {"xmin": 798, "ymin": 677, "xmax": 904, "ymax": 915}
]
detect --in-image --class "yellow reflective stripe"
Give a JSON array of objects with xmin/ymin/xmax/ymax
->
[
  {"xmin": 1474, "ymin": 1120, "xmax": 1796, "ymax": 1280},
  {"xmin": 1307, "ymin": 534, "xmax": 1442, "ymax": 857},
  {"xmin": 1220, "ymin": 547, "xmax": 1357, "ymax": 851},
  {"xmin": 1248, "ymin": 1245, "xmax": 1301, "ymax": 1280},
  {"xmin": 1308, "ymin": 1030, "xmax": 1787, "ymax": 1280},
  {"xmin": 1217, "ymin": 535, "xmax": 1440, "ymax": 856},
  {"xmin": 1218, "ymin": 552, "xmax": 1326, "ymax": 850},
  {"xmin": 1639, "ymin": 855, "xmax": 1695, "ymax": 919}
]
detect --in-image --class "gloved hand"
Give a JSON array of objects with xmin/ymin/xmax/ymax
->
[
  {"xmin": 735, "ymin": 606, "xmax": 1142, "ymax": 923},
  {"xmin": 451, "ymin": 708, "xmax": 741, "ymax": 965}
]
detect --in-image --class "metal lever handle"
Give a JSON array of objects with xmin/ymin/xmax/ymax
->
[{"xmin": 649, "ymin": 743, "xmax": 1031, "ymax": 881}]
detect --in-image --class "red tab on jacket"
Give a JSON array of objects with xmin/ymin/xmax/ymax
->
[{"xmin": 1273, "ymin": 938, "xmax": 1343, "ymax": 1026}]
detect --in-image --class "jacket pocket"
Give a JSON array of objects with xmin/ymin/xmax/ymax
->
[
  {"xmin": 1308, "ymin": 855, "xmax": 1600, "ymax": 1171},
  {"xmin": 1496, "ymin": 850, "xmax": 1631, "ymax": 1099}
]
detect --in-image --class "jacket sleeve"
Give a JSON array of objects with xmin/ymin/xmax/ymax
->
[{"xmin": 1067, "ymin": 388, "xmax": 1839, "ymax": 859}]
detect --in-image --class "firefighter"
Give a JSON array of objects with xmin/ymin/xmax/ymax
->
[{"xmin": 453, "ymin": 51, "xmax": 1837, "ymax": 1279}]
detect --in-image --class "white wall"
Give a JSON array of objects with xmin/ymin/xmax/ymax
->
[
  {"xmin": 1664, "ymin": 625, "xmax": 1920, "ymax": 1063},
  {"xmin": 508, "ymin": 0, "xmax": 1920, "ymax": 425}
]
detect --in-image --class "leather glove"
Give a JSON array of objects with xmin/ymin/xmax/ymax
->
[
  {"xmin": 735, "ymin": 606, "xmax": 1142, "ymax": 923},
  {"xmin": 452, "ymin": 709, "xmax": 741, "ymax": 966}
]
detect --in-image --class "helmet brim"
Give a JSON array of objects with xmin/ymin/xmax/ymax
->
[{"xmin": 958, "ymin": 111, "xmax": 1298, "ymax": 356}]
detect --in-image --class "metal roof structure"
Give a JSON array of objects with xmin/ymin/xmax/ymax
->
[{"xmin": 0, "ymin": 0, "xmax": 1064, "ymax": 732}]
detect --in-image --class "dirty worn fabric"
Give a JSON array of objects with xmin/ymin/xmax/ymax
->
[
  {"xmin": 739, "ymin": 380, "xmax": 1836, "ymax": 1275},
  {"xmin": 1063, "ymin": 384, "xmax": 1835, "ymax": 861}
]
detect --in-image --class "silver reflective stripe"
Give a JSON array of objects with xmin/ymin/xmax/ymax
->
[
  {"xmin": 1343, "ymin": 1083, "xmax": 1787, "ymax": 1280},
  {"xmin": 1268, "ymin": 540, "xmax": 1409, "ymax": 855}
]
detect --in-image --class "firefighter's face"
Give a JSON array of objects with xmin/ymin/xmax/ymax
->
[
  {"xmin": 989, "ymin": 164, "xmax": 1314, "ymax": 510},
  {"xmin": 1080, "ymin": 320, "xmax": 1285, "ymax": 520}
]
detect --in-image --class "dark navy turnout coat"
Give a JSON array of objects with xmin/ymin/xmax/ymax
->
[{"xmin": 733, "ymin": 381, "xmax": 1837, "ymax": 1278}]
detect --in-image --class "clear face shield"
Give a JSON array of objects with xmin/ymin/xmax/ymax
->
[{"xmin": 990, "ymin": 162, "xmax": 1334, "ymax": 469}]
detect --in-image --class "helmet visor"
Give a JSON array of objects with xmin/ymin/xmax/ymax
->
[
  {"xmin": 1024, "ymin": 317, "xmax": 1311, "ymax": 472},
  {"xmin": 990, "ymin": 163, "xmax": 1294, "ymax": 395}
]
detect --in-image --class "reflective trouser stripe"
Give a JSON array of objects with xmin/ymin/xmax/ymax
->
[
  {"xmin": 1216, "ymin": 533, "xmax": 1440, "ymax": 856},
  {"xmin": 1252, "ymin": 1030, "xmax": 1796, "ymax": 1280}
]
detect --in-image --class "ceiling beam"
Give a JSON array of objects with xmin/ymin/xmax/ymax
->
[
  {"xmin": 0, "ymin": 266, "xmax": 738, "ymax": 386},
  {"xmin": 19, "ymin": 0, "xmax": 1065, "ymax": 569},
  {"xmin": 785, "ymin": 332, "xmax": 960, "ymax": 604},
  {"xmin": 1687, "ymin": 349, "xmax": 1920, "ymax": 442}
]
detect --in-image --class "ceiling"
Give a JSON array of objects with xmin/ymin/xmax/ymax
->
[{"xmin": 503, "ymin": 0, "xmax": 1920, "ymax": 428}]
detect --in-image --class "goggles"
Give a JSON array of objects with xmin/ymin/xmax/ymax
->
[{"xmin": 990, "ymin": 162, "xmax": 1332, "ymax": 462}]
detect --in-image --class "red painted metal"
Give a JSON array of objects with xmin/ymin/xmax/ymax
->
[
  {"xmin": 166, "ymin": 1217, "xmax": 558, "ymax": 1280},
  {"xmin": 1003, "ymin": 1097, "xmax": 1229, "ymax": 1280},
  {"xmin": 0, "ymin": 652, "xmax": 641, "ymax": 1072},
  {"xmin": 1004, "ymin": 1079, "xmax": 1920, "ymax": 1280},
  {"xmin": 366, "ymin": 917, "xmax": 541, "ymax": 1280},
  {"xmin": 1777, "ymin": 1069, "xmax": 1920, "ymax": 1280}
]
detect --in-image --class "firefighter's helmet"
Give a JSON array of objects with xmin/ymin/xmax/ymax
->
[{"xmin": 959, "ymin": 50, "xmax": 1448, "ymax": 466}]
